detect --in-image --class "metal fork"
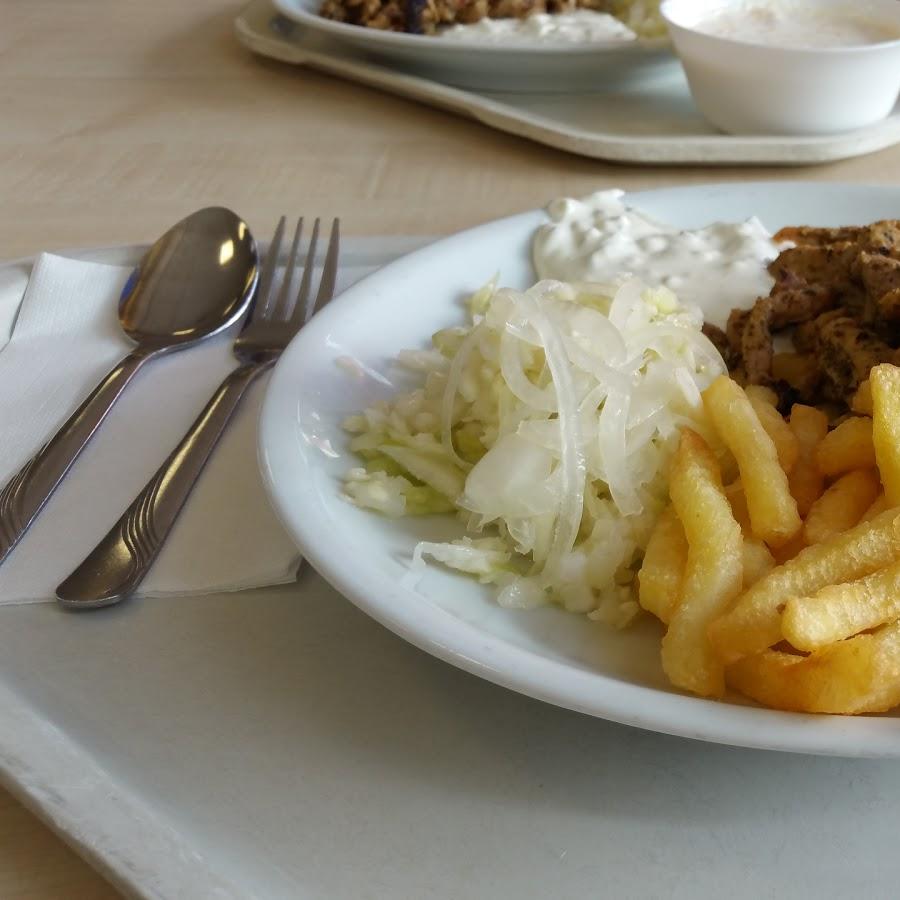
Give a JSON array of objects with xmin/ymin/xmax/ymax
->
[{"xmin": 56, "ymin": 217, "xmax": 340, "ymax": 609}]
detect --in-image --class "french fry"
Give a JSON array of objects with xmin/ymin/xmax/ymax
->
[
  {"xmin": 802, "ymin": 468, "xmax": 881, "ymax": 545},
  {"xmin": 726, "ymin": 621, "xmax": 900, "ymax": 714},
  {"xmin": 744, "ymin": 385, "xmax": 779, "ymax": 406},
  {"xmin": 742, "ymin": 538, "xmax": 775, "ymax": 589},
  {"xmin": 638, "ymin": 506, "xmax": 686, "ymax": 626},
  {"xmin": 788, "ymin": 404, "xmax": 828, "ymax": 517},
  {"xmin": 861, "ymin": 492, "xmax": 892, "ymax": 523},
  {"xmin": 783, "ymin": 557, "xmax": 900, "ymax": 651},
  {"xmin": 746, "ymin": 390, "xmax": 800, "ymax": 475},
  {"xmin": 703, "ymin": 376, "xmax": 802, "ymax": 547},
  {"xmin": 728, "ymin": 482, "xmax": 786, "ymax": 572},
  {"xmin": 814, "ymin": 417, "xmax": 875, "ymax": 477},
  {"xmin": 851, "ymin": 379, "xmax": 873, "ymax": 416},
  {"xmin": 770, "ymin": 533, "xmax": 806, "ymax": 566},
  {"xmin": 708, "ymin": 509, "xmax": 900, "ymax": 663},
  {"xmin": 660, "ymin": 429, "xmax": 743, "ymax": 697},
  {"xmin": 725, "ymin": 480, "xmax": 751, "ymax": 534},
  {"xmin": 871, "ymin": 364, "xmax": 900, "ymax": 506}
]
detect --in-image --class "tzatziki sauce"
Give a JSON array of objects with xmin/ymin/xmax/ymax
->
[
  {"xmin": 532, "ymin": 190, "xmax": 783, "ymax": 324},
  {"xmin": 693, "ymin": 2, "xmax": 900, "ymax": 48},
  {"xmin": 438, "ymin": 10, "xmax": 637, "ymax": 44}
]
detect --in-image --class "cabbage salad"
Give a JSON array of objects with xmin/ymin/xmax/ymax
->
[{"xmin": 342, "ymin": 278, "xmax": 725, "ymax": 626}]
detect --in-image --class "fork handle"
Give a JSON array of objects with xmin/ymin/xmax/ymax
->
[
  {"xmin": 0, "ymin": 348, "xmax": 155, "ymax": 566},
  {"xmin": 56, "ymin": 360, "xmax": 271, "ymax": 608}
]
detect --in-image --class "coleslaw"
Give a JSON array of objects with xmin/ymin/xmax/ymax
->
[{"xmin": 343, "ymin": 276, "xmax": 725, "ymax": 625}]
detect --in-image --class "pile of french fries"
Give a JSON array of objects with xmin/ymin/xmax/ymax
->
[{"xmin": 638, "ymin": 364, "xmax": 900, "ymax": 714}]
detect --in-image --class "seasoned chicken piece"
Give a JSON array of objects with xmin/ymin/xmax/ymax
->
[
  {"xmin": 768, "ymin": 243, "xmax": 860, "ymax": 296},
  {"xmin": 771, "ymin": 352, "xmax": 822, "ymax": 402},
  {"xmin": 701, "ymin": 322, "xmax": 734, "ymax": 368},
  {"xmin": 772, "ymin": 225, "xmax": 864, "ymax": 247},
  {"xmin": 792, "ymin": 308, "xmax": 847, "ymax": 354},
  {"xmin": 814, "ymin": 314, "xmax": 897, "ymax": 402},
  {"xmin": 862, "ymin": 220, "xmax": 900, "ymax": 259},
  {"xmin": 322, "ymin": 0, "xmax": 565, "ymax": 31},
  {"xmin": 740, "ymin": 284, "xmax": 837, "ymax": 385},
  {"xmin": 724, "ymin": 219, "xmax": 900, "ymax": 408},
  {"xmin": 860, "ymin": 251, "xmax": 900, "ymax": 321},
  {"xmin": 726, "ymin": 308, "xmax": 749, "ymax": 360}
]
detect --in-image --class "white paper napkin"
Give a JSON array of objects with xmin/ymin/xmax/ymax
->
[{"xmin": 0, "ymin": 243, "xmax": 413, "ymax": 605}]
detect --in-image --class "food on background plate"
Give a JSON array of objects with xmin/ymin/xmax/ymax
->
[
  {"xmin": 318, "ymin": 0, "xmax": 663, "ymax": 39},
  {"xmin": 691, "ymin": 2, "xmax": 900, "ymax": 49},
  {"xmin": 438, "ymin": 9, "xmax": 637, "ymax": 42},
  {"xmin": 339, "ymin": 189, "xmax": 900, "ymax": 716}
]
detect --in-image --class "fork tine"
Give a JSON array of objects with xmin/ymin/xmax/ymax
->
[
  {"xmin": 293, "ymin": 218, "xmax": 340, "ymax": 328},
  {"xmin": 292, "ymin": 217, "xmax": 320, "ymax": 325},
  {"xmin": 271, "ymin": 217, "xmax": 303, "ymax": 321},
  {"xmin": 255, "ymin": 215, "xmax": 286, "ymax": 318},
  {"xmin": 312, "ymin": 218, "xmax": 340, "ymax": 317}
]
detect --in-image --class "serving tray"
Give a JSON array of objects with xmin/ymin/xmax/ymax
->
[
  {"xmin": 235, "ymin": 0, "xmax": 900, "ymax": 166},
  {"xmin": 6, "ymin": 239, "xmax": 900, "ymax": 900}
]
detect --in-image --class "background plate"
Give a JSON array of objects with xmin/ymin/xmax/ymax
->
[
  {"xmin": 271, "ymin": 0, "xmax": 673, "ymax": 91},
  {"xmin": 236, "ymin": 0, "xmax": 900, "ymax": 163},
  {"xmin": 260, "ymin": 181, "xmax": 900, "ymax": 759}
]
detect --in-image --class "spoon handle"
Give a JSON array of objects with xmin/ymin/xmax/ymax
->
[
  {"xmin": 56, "ymin": 361, "xmax": 269, "ymax": 608},
  {"xmin": 0, "ymin": 348, "xmax": 154, "ymax": 565}
]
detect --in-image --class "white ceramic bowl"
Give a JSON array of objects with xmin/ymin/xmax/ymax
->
[{"xmin": 661, "ymin": 0, "xmax": 900, "ymax": 135}]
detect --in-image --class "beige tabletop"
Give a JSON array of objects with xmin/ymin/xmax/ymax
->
[{"xmin": 2, "ymin": 1, "xmax": 899, "ymax": 896}]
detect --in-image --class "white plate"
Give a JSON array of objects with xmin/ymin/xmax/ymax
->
[
  {"xmin": 260, "ymin": 181, "xmax": 900, "ymax": 758},
  {"xmin": 271, "ymin": 0, "xmax": 673, "ymax": 91}
]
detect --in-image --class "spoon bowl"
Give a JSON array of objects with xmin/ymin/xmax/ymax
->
[{"xmin": 120, "ymin": 207, "xmax": 258, "ymax": 348}]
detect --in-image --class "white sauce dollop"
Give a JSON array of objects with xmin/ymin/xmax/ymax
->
[
  {"xmin": 533, "ymin": 190, "xmax": 783, "ymax": 325},
  {"xmin": 438, "ymin": 10, "xmax": 637, "ymax": 44},
  {"xmin": 694, "ymin": 2, "xmax": 900, "ymax": 49}
]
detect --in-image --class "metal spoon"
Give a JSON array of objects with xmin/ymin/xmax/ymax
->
[{"xmin": 0, "ymin": 207, "xmax": 258, "ymax": 565}]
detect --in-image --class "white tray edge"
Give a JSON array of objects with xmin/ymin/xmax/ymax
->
[
  {"xmin": 0, "ymin": 679, "xmax": 245, "ymax": 900},
  {"xmin": 0, "ymin": 236, "xmax": 430, "ymax": 900},
  {"xmin": 234, "ymin": 0, "xmax": 900, "ymax": 166},
  {"xmin": 0, "ymin": 242, "xmax": 266, "ymax": 900}
]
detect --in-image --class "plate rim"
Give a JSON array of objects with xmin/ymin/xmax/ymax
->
[
  {"xmin": 258, "ymin": 181, "xmax": 900, "ymax": 758},
  {"xmin": 271, "ymin": 0, "xmax": 671, "ymax": 56}
]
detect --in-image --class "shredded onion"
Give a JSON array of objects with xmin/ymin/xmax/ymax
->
[
  {"xmin": 344, "ymin": 276, "xmax": 725, "ymax": 618},
  {"xmin": 512, "ymin": 291, "xmax": 587, "ymax": 581},
  {"xmin": 440, "ymin": 323, "xmax": 482, "ymax": 470}
]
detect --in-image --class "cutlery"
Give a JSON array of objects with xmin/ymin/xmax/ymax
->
[
  {"xmin": 57, "ymin": 216, "xmax": 340, "ymax": 608},
  {"xmin": 0, "ymin": 208, "xmax": 258, "ymax": 565}
]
